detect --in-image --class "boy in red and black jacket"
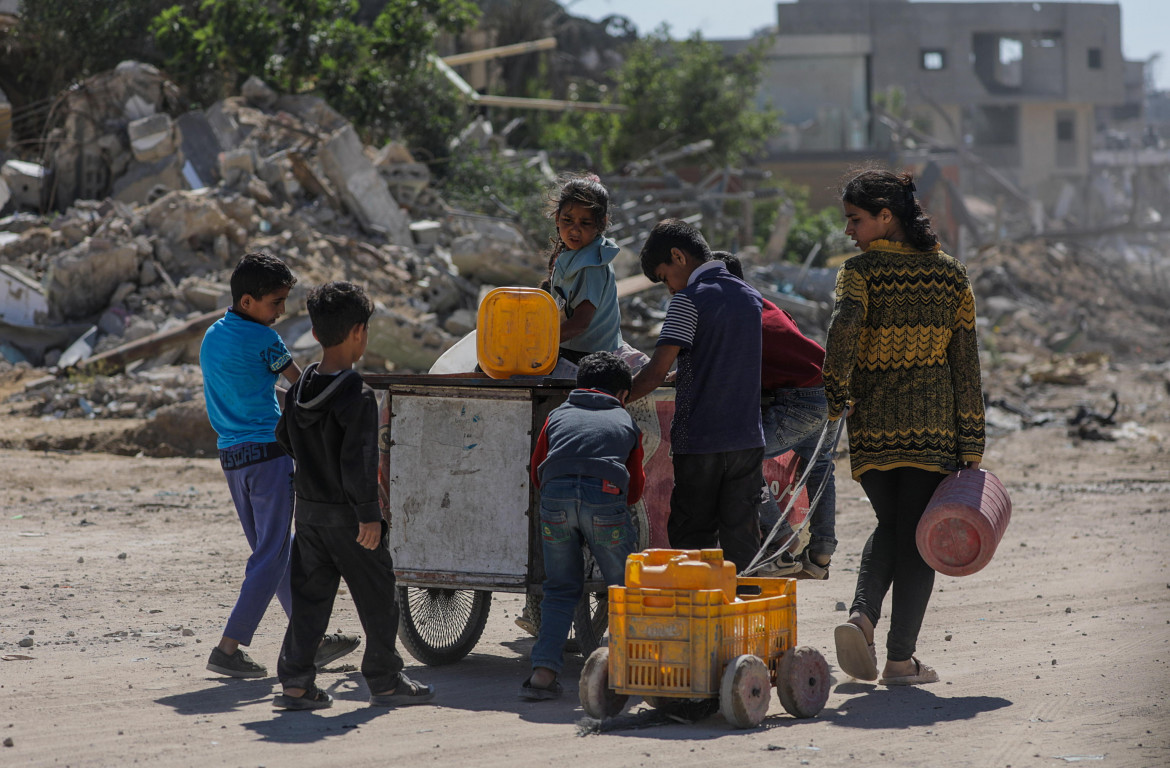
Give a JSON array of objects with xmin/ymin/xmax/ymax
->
[{"xmin": 520, "ymin": 351, "xmax": 645, "ymax": 701}]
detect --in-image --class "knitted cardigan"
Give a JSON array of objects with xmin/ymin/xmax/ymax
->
[{"xmin": 823, "ymin": 239, "xmax": 985, "ymax": 481}]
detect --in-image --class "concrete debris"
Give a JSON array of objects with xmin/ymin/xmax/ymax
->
[{"xmin": 1, "ymin": 61, "xmax": 1166, "ymax": 459}]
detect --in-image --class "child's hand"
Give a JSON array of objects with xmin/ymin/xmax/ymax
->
[{"xmin": 356, "ymin": 521, "xmax": 381, "ymax": 550}]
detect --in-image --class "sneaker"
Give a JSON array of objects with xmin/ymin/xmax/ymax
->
[
  {"xmin": 206, "ymin": 647, "xmax": 267, "ymax": 678},
  {"xmin": 315, "ymin": 633, "xmax": 361, "ymax": 668},
  {"xmin": 756, "ymin": 551, "xmax": 803, "ymax": 577}
]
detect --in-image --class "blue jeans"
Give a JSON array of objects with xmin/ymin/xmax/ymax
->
[
  {"xmin": 532, "ymin": 476, "xmax": 635, "ymax": 674},
  {"xmin": 759, "ymin": 387, "xmax": 837, "ymax": 558}
]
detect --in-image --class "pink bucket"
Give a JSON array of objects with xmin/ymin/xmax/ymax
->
[{"xmin": 916, "ymin": 469, "xmax": 1011, "ymax": 577}]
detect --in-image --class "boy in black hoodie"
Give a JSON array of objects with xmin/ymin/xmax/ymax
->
[{"xmin": 272, "ymin": 281, "xmax": 434, "ymax": 710}]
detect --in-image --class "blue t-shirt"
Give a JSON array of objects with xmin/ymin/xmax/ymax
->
[
  {"xmin": 200, "ymin": 309, "xmax": 293, "ymax": 449},
  {"xmin": 551, "ymin": 235, "xmax": 623, "ymax": 354},
  {"xmin": 657, "ymin": 261, "xmax": 764, "ymax": 454}
]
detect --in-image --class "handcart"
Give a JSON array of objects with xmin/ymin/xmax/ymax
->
[
  {"xmin": 366, "ymin": 372, "xmax": 810, "ymax": 668},
  {"xmin": 579, "ymin": 548, "xmax": 830, "ymax": 728}
]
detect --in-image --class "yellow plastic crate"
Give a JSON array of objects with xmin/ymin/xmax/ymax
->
[{"xmin": 608, "ymin": 574, "xmax": 797, "ymax": 698}]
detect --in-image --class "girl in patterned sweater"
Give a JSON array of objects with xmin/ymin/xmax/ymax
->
[{"xmin": 826, "ymin": 169, "xmax": 985, "ymax": 687}]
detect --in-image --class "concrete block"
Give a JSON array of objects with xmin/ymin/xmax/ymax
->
[
  {"xmin": 176, "ymin": 111, "xmax": 222, "ymax": 188},
  {"xmin": 111, "ymin": 153, "xmax": 186, "ymax": 205},
  {"xmin": 1, "ymin": 159, "xmax": 46, "ymax": 210},
  {"xmin": 318, "ymin": 124, "xmax": 412, "ymax": 245},
  {"xmin": 44, "ymin": 238, "xmax": 141, "ymax": 320},
  {"xmin": 218, "ymin": 148, "xmax": 256, "ymax": 187},
  {"xmin": 0, "ymin": 175, "xmax": 9, "ymax": 211},
  {"xmin": 0, "ymin": 264, "xmax": 49, "ymax": 326},
  {"xmin": 410, "ymin": 220, "xmax": 442, "ymax": 247},
  {"xmin": 241, "ymin": 75, "xmax": 278, "ymax": 110},
  {"xmin": 128, "ymin": 113, "xmax": 177, "ymax": 163},
  {"xmin": 381, "ymin": 162, "xmax": 430, "ymax": 207}
]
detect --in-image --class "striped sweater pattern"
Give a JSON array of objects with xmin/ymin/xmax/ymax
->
[{"xmin": 823, "ymin": 240, "xmax": 985, "ymax": 480}]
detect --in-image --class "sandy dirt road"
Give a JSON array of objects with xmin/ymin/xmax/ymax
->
[{"xmin": 0, "ymin": 366, "xmax": 1167, "ymax": 768}]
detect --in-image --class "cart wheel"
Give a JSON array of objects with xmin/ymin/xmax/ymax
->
[
  {"xmin": 719, "ymin": 654, "xmax": 772, "ymax": 728},
  {"xmin": 572, "ymin": 500, "xmax": 650, "ymax": 656},
  {"xmin": 397, "ymin": 587, "xmax": 491, "ymax": 666},
  {"xmin": 579, "ymin": 647, "xmax": 629, "ymax": 719},
  {"xmin": 776, "ymin": 645, "xmax": 830, "ymax": 718},
  {"xmin": 644, "ymin": 696, "xmax": 720, "ymax": 720}
]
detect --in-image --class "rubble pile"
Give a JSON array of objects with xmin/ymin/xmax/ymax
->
[{"xmin": 2, "ymin": 62, "xmax": 1168, "ymax": 457}]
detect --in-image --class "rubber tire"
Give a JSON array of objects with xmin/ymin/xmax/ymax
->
[
  {"xmin": 397, "ymin": 587, "xmax": 491, "ymax": 666},
  {"xmin": 579, "ymin": 646, "xmax": 629, "ymax": 719},
  {"xmin": 718, "ymin": 654, "xmax": 772, "ymax": 729},
  {"xmin": 776, "ymin": 645, "xmax": 831, "ymax": 718}
]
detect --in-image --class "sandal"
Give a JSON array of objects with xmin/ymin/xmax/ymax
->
[
  {"xmin": 519, "ymin": 675, "xmax": 563, "ymax": 701},
  {"xmin": 273, "ymin": 686, "xmax": 333, "ymax": 711},
  {"xmin": 795, "ymin": 553, "xmax": 830, "ymax": 580},
  {"xmin": 879, "ymin": 657, "xmax": 939, "ymax": 686},
  {"xmin": 834, "ymin": 622, "xmax": 878, "ymax": 681},
  {"xmin": 369, "ymin": 673, "xmax": 436, "ymax": 707}
]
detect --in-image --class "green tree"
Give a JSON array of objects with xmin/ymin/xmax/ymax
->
[
  {"xmin": 149, "ymin": 0, "xmax": 480, "ymax": 154},
  {"xmin": 536, "ymin": 29, "xmax": 779, "ymax": 171}
]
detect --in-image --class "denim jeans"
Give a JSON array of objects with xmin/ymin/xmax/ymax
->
[
  {"xmin": 759, "ymin": 386, "xmax": 837, "ymax": 557},
  {"xmin": 532, "ymin": 476, "xmax": 635, "ymax": 674}
]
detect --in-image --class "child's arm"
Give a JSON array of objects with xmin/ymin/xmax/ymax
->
[
  {"xmin": 339, "ymin": 391, "xmax": 382, "ymax": 537},
  {"xmin": 624, "ymin": 434, "xmax": 646, "ymax": 505},
  {"xmin": 560, "ymin": 300, "xmax": 596, "ymax": 342},
  {"xmin": 629, "ymin": 344, "xmax": 679, "ymax": 402},
  {"xmin": 281, "ymin": 361, "xmax": 303, "ymax": 385}
]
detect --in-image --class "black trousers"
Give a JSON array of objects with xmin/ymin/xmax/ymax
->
[
  {"xmin": 668, "ymin": 447, "xmax": 764, "ymax": 573},
  {"xmin": 277, "ymin": 520, "xmax": 404, "ymax": 693},
  {"xmin": 854, "ymin": 467, "xmax": 946, "ymax": 662}
]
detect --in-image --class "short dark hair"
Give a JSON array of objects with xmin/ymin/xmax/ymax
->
[
  {"xmin": 576, "ymin": 351, "xmax": 632, "ymax": 396},
  {"xmin": 230, "ymin": 251, "xmax": 295, "ymax": 305},
  {"xmin": 307, "ymin": 281, "xmax": 374, "ymax": 348},
  {"xmin": 640, "ymin": 218, "xmax": 711, "ymax": 282},
  {"xmin": 711, "ymin": 250, "xmax": 743, "ymax": 279}
]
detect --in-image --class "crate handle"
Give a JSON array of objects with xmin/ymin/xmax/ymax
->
[{"xmin": 642, "ymin": 595, "xmax": 675, "ymax": 608}]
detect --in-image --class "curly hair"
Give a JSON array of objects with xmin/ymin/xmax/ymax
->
[
  {"xmin": 576, "ymin": 351, "xmax": 632, "ymax": 395},
  {"xmin": 307, "ymin": 281, "xmax": 374, "ymax": 348},
  {"xmin": 841, "ymin": 169, "xmax": 939, "ymax": 251}
]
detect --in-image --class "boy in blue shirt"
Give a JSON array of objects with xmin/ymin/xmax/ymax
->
[
  {"xmin": 200, "ymin": 252, "xmax": 358, "ymax": 678},
  {"xmin": 630, "ymin": 220, "xmax": 765, "ymax": 572},
  {"xmin": 521, "ymin": 352, "xmax": 645, "ymax": 700}
]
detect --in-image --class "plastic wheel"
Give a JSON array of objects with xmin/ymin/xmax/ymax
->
[
  {"xmin": 579, "ymin": 646, "xmax": 629, "ymax": 719},
  {"xmin": 776, "ymin": 645, "xmax": 830, "ymax": 718},
  {"xmin": 718, "ymin": 654, "xmax": 772, "ymax": 728},
  {"xmin": 397, "ymin": 586, "xmax": 491, "ymax": 666}
]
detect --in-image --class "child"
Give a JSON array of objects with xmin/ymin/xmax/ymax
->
[
  {"xmin": 521, "ymin": 351, "xmax": 645, "ymax": 700},
  {"xmin": 545, "ymin": 174, "xmax": 623, "ymax": 364},
  {"xmin": 200, "ymin": 251, "xmax": 359, "ymax": 679},
  {"xmin": 713, "ymin": 252, "xmax": 837, "ymax": 580},
  {"xmin": 629, "ymin": 220, "xmax": 764, "ymax": 573},
  {"xmin": 273, "ymin": 281, "xmax": 434, "ymax": 710},
  {"xmin": 826, "ymin": 169, "xmax": 985, "ymax": 686},
  {"xmin": 517, "ymin": 174, "xmax": 633, "ymax": 637}
]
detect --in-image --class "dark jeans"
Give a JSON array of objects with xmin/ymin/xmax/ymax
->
[
  {"xmin": 669, "ymin": 447, "xmax": 764, "ymax": 573},
  {"xmin": 277, "ymin": 520, "xmax": 404, "ymax": 694},
  {"xmin": 854, "ymin": 467, "xmax": 946, "ymax": 663}
]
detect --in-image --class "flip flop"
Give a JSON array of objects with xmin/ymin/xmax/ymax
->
[
  {"xmin": 879, "ymin": 657, "xmax": 939, "ymax": 686},
  {"xmin": 834, "ymin": 622, "xmax": 879, "ymax": 681},
  {"xmin": 518, "ymin": 676, "xmax": 563, "ymax": 701},
  {"xmin": 273, "ymin": 686, "xmax": 333, "ymax": 711}
]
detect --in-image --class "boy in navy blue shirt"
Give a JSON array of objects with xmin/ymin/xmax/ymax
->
[
  {"xmin": 630, "ymin": 220, "xmax": 765, "ymax": 572},
  {"xmin": 521, "ymin": 352, "xmax": 645, "ymax": 700},
  {"xmin": 200, "ymin": 252, "xmax": 358, "ymax": 678}
]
